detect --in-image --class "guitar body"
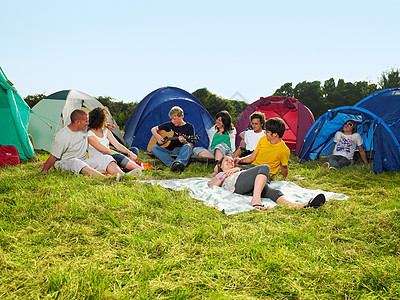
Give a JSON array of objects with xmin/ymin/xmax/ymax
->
[
  {"xmin": 147, "ymin": 130, "xmax": 201, "ymax": 152},
  {"xmin": 147, "ymin": 130, "xmax": 174, "ymax": 152}
]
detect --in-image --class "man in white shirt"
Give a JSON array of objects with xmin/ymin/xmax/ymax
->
[{"xmin": 233, "ymin": 111, "xmax": 266, "ymax": 158}]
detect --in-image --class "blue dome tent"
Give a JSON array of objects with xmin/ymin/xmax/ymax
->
[
  {"xmin": 299, "ymin": 106, "xmax": 400, "ymax": 173},
  {"xmin": 124, "ymin": 87, "xmax": 215, "ymax": 150},
  {"xmin": 355, "ymin": 88, "xmax": 400, "ymax": 145}
]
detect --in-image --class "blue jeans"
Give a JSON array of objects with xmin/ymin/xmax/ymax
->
[
  {"xmin": 328, "ymin": 155, "xmax": 352, "ymax": 169},
  {"xmin": 151, "ymin": 144, "xmax": 193, "ymax": 167}
]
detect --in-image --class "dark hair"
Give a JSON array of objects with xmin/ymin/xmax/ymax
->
[
  {"xmin": 88, "ymin": 107, "xmax": 110, "ymax": 130},
  {"xmin": 70, "ymin": 109, "xmax": 87, "ymax": 123},
  {"xmin": 341, "ymin": 120, "xmax": 358, "ymax": 134},
  {"xmin": 215, "ymin": 110, "xmax": 233, "ymax": 133},
  {"xmin": 216, "ymin": 155, "xmax": 232, "ymax": 173},
  {"xmin": 250, "ymin": 111, "xmax": 266, "ymax": 127},
  {"xmin": 265, "ymin": 117, "xmax": 286, "ymax": 138}
]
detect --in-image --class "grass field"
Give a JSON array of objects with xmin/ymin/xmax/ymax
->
[{"xmin": 0, "ymin": 153, "xmax": 399, "ymax": 299}]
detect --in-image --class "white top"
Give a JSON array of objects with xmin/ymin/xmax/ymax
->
[
  {"xmin": 87, "ymin": 128, "xmax": 110, "ymax": 157},
  {"xmin": 51, "ymin": 126, "xmax": 88, "ymax": 162},
  {"xmin": 216, "ymin": 171, "xmax": 242, "ymax": 193},
  {"xmin": 207, "ymin": 126, "xmax": 237, "ymax": 151},
  {"xmin": 333, "ymin": 131, "xmax": 363, "ymax": 160},
  {"xmin": 244, "ymin": 130, "xmax": 265, "ymax": 151}
]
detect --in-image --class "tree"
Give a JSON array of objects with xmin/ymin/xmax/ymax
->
[
  {"xmin": 273, "ymin": 82, "xmax": 294, "ymax": 97},
  {"xmin": 96, "ymin": 96, "xmax": 138, "ymax": 128},
  {"xmin": 379, "ymin": 68, "xmax": 400, "ymax": 89},
  {"xmin": 24, "ymin": 94, "xmax": 46, "ymax": 108},
  {"xmin": 293, "ymin": 81, "xmax": 325, "ymax": 118},
  {"xmin": 323, "ymin": 79, "xmax": 378, "ymax": 110},
  {"xmin": 192, "ymin": 88, "xmax": 241, "ymax": 123}
]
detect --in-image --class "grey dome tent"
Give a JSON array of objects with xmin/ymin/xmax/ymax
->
[{"xmin": 28, "ymin": 90, "xmax": 125, "ymax": 151}]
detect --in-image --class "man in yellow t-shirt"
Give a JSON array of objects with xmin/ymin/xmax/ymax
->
[{"xmin": 234, "ymin": 117, "xmax": 290, "ymax": 178}]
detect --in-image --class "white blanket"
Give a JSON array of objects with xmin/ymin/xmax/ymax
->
[{"xmin": 146, "ymin": 177, "xmax": 347, "ymax": 215}]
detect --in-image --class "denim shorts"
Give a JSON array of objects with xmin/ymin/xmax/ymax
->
[{"xmin": 193, "ymin": 143, "xmax": 233, "ymax": 156}]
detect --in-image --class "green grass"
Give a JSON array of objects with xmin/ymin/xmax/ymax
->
[{"xmin": 0, "ymin": 153, "xmax": 399, "ymax": 299}]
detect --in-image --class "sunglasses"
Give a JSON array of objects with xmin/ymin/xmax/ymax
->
[{"xmin": 344, "ymin": 122, "xmax": 354, "ymax": 127}]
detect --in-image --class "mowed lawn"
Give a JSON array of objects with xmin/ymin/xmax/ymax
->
[{"xmin": 0, "ymin": 153, "xmax": 399, "ymax": 299}]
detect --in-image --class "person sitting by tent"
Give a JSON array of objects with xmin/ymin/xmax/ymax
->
[
  {"xmin": 193, "ymin": 110, "xmax": 236, "ymax": 172},
  {"xmin": 323, "ymin": 120, "xmax": 368, "ymax": 170},
  {"xmin": 41, "ymin": 109, "xmax": 135, "ymax": 180},
  {"xmin": 234, "ymin": 117, "xmax": 290, "ymax": 179},
  {"xmin": 232, "ymin": 111, "xmax": 266, "ymax": 159},
  {"xmin": 209, "ymin": 155, "xmax": 326, "ymax": 210},
  {"xmin": 150, "ymin": 106, "xmax": 195, "ymax": 172},
  {"xmin": 87, "ymin": 107, "xmax": 144, "ymax": 174}
]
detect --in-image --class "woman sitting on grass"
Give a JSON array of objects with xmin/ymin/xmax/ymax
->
[
  {"xmin": 193, "ymin": 110, "xmax": 236, "ymax": 163},
  {"xmin": 88, "ymin": 107, "xmax": 144, "ymax": 174},
  {"xmin": 209, "ymin": 155, "xmax": 326, "ymax": 210}
]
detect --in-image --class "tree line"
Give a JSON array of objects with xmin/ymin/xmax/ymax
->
[
  {"xmin": 24, "ymin": 68, "xmax": 400, "ymax": 128},
  {"xmin": 274, "ymin": 68, "xmax": 400, "ymax": 119}
]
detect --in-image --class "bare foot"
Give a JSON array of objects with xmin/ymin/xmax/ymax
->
[{"xmin": 252, "ymin": 204, "xmax": 268, "ymax": 211}]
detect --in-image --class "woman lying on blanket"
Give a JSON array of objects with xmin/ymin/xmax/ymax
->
[
  {"xmin": 209, "ymin": 155, "xmax": 326, "ymax": 211},
  {"xmin": 88, "ymin": 107, "xmax": 144, "ymax": 174}
]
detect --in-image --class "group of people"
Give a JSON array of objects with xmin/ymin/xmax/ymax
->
[
  {"xmin": 41, "ymin": 108, "xmax": 143, "ymax": 181},
  {"xmin": 150, "ymin": 106, "xmax": 290, "ymax": 179},
  {"xmin": 42, "ymin": 105, "xmax": 368, "ymax": 211}
]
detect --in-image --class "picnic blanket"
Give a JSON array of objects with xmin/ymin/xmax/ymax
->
[{"xmin": 146, "ymin": 177, "xmax": 347, "ymax": 215}]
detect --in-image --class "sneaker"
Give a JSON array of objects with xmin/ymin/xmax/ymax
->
[
  {"xmin": 126, "ymin": 168, "xmax": 142, "ymax": 177},
  {"xmin": 171, "ymin": 161, "xmax": 185, "ymax": 172},
  {"xmin": 322, "ymin": 162, "xmax": 330, "ymax": 169}
]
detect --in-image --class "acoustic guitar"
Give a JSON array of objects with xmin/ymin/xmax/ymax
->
[{"xmin": 147, "ymin": 130, "xmax": 200, "ymax": 152}]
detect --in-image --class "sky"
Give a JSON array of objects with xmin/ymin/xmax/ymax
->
[{"xmin": 2, "ymin": 0, "xmax": 399, "ymax": 103}]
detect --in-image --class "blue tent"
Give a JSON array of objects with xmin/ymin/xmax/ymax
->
[
  {"xmin": 299, "ymin": 106, "xmax": 400, "ymax": 173},
  {"xmin": 355, "ymin": 88, "xmax": 400, "ymax": 145},
  {"xmin": 124, "ymin": 87, "xmax": 215, "ymax": 150}
]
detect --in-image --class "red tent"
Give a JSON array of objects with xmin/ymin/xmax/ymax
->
[{"xmin": 235, "ymin": 96, "xmax": 315, "ymax": 156}]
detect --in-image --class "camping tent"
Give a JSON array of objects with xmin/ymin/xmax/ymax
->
[
  {"xmin": 355, "ymin": 88, "xmax": 400, "ymax": 145},
  {"xmin": 0, "ymin": 67, "xmax": 34, "ymax": 160},
  {"xmin": 124, "ymin": 86, "xmax": 215, "ymax": 150},
  {"xmin": 235, "ymin": 96, "xmax": 315, "ymax": 155},
  {"xmin": 299, "ymin": 106, "xmax": 400, "ymax": 173},
  {"xmin": 28, "ymin": 89, "xmax": 125, "ymax": 151}
]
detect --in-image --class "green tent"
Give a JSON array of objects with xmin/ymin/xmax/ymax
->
[{"xmin": 0, "ymin": 67, "xmax": 34, "ymax": 160}]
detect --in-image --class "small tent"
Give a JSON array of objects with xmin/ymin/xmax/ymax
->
[
  {"xmin": 28, "ymin": 90, "xmax": 125, "ymax": 151},
  {"xmin": 235, "ymin": 96, "xmax": 315, "ymax": 155},
  {"xmin": 124, "ymin": 86, "xmax": 215, "ymax": 150},
  {"xmin": 299, "ymin": 106, "xmax": 400, "ymax": 173},
  {"xmin": 355, "ymin": 88, "xmax": 400, "ymax": 145},
  {"xmin": 0, "ymin": 67, "xmax": 34, "ymax": 160}
]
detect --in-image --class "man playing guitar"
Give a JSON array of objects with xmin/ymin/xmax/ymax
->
[{"xmin": 150, "ymin": 106, "xmax": 195, "ymax": 172}]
